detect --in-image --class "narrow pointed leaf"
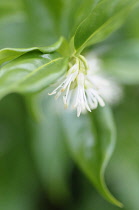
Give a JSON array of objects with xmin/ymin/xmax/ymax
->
[
  {"xmin": 0, "ymin": 51, "xmax": 68, "ymax": 99},
  {"xmin": 60, "ymin": 0, "xmax": 102, "ymax": 38},
  {"xmin": 0, "ymin": 37, "xmax": 64, "ymax": 65},
  {"xmin": 61, "ymin": 107, "xmax": 123, "ymax": 207},
  {"xmin": 74, "ymin": 0, "xmax": 139, "ymax": 54}
]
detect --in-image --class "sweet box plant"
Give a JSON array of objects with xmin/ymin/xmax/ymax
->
[{"xmin": 0, "ymin": 0, "xmax": 139, "ymax": 210}]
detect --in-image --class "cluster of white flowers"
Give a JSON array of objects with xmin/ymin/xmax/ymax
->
[{"xmin": 49, "ymin": 54, "xmax": 121, "ymax": 117}]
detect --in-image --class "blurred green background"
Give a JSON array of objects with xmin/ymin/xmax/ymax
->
[{"xmin": 0, "ymin": 0, "xmax": 139, "ymax": 210}]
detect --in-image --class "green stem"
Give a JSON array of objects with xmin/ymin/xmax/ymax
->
[{"xmin": 78, "ymin": 55, "xmax": 88, "ymax": 71}]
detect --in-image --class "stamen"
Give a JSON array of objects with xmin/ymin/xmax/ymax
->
[{"xmin": 48, "ymin": 54, "xmax": 116, "ymax": 117}]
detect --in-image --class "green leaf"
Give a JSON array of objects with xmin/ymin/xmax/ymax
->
[
  {"xmin": 60, "ymin": 0, "xmax": 102, "ymax": 39},
  {"xmin": 123, "ymin": 6, "xmax": 139, "ymax": 40},
  {"xmin": 22, "ymin": 0, "xmax": 59, "ymax": 46},
  {"xmin": 109, "ymin": 87, "xmax": 139, "ymax": 210},
  {"xmin": 74, "ymin": 0, "xmax": 139, "ymax": 54},
  {"xmin": 0, "ymin": 37, "xmax": 64, "ymax": 65},
  {"xmin": 0, "ymin": 0, "xmax": 59, "ymax": 48},
  {"xmin": 42, "ymin": 0, "xmax": 64, "ymax": 30},
  {"xmin": 61, "ymin": 106, "xmax": 122, "ymax": 207},
  {"xmin": 0, "ymin": 51, "xmax": 68, "ymax": 99},
  {"xmin": 101, "ymin": 40, "xmax": 139, "ymax": 84},
  {"xmin": 0, "ymin": 94, "xmax": 39, "ymax": 210},
  {"xmin": 29, "ymin": 95, "xmax": 71, "ymax": 202},
  {"xmin": 0, "ymin": 0, "xmax": 23, "ymax": 21}
]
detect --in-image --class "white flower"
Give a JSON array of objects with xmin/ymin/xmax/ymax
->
[
  {"xmin": 49, "ymin": 64, "xmax": 78, "ymax": 100},
  {"xmin": 86, "ymin": 54, "xmax": 122, "ymax": 105},
  {"xmin": 49, "ymin": 55, "xmax": 121, "ymax": 117},
  {"xmin": 73, "ymin": 73, "xmax": 91, "ymax": 117}
]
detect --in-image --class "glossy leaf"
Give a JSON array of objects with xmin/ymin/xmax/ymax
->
[
  {"xmin": 0, "ymin": 51, "xmax": 68, "ymax": 99},
  {"xmin": 0, "ymin": 37, "xmax": 64, "ymax": 65},
  {"xmin": 61, "ymin": 107, "xmax": 122, "ymax": 207},
  {"xmin": 60, "ymin": 0, "xmax": 102, "ymax": 38},
  {"xmin": 74, "ymin": 0, "xmax": 139, "ymax": 54}
]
